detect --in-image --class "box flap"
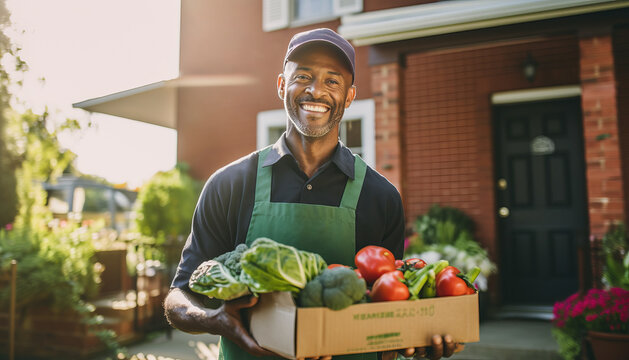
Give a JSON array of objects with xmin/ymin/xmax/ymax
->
[{"xmin": 250, "ymin": 292, "xmax": 297, "ymax": 359}]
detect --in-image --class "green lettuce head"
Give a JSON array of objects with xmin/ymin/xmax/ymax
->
[
  {"xmin": 240, "ymin": 237, "xmax": 327, "ymax": 293},
  {"xmin": 189, "ymin": 259, "xmax": 251, "ymax": 300}
]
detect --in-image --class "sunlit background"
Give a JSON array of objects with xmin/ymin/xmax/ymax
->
[{"xmin": 7, "ymin": 0, "xmax": 180, "ymax": 188}]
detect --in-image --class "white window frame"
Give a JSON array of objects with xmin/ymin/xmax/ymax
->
[
  {"xmin": 262, "ymin": 0, "xmax": 363, "ymax": 32},
  {"xmin": 256, "ymin": 98, "xmax": 375, "ymax": 167}
]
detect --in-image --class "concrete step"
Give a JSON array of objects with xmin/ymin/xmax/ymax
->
[{"xmin": 450, "ymin": 319, "xmax": 561, "ymax": 360}]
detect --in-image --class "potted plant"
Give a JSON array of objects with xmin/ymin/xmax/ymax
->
[
  {"xmin": 552, "ymin": 287, "xmax": 629, "ymax": 360},
  {"xmin": 552, "ymin": 223, "xmax": 629, "ymax": 360}
]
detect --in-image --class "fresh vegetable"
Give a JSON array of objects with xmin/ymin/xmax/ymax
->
[
  {"xmin": 239, "ymin": 237, "xmax": 327, "ymax": 293},
  {"xmin": 370, "ymin": 270, "xmax": 409, "ymax": 302},
  {"xmin": 397, "ymin": 257, "xmax": 427, "ymax": 272},
  {"xmin": 405, "ymin": 260, "xmax": 449, "ymax": 299},
  {"xmin": 354, "ymin": 245, "xmax": 397, "ymax": 284},
  {"xmin": 189, "ymin": 244, "xmax": 250, "ymax": 300},
  {"xmin": 189, "ymin": 261, "xmax": 251, "ymax": 301},
  {"xmin": 299, "ymin": 267, "xmax": 367, "ymax": 310},
  {"xmin": 354, "ymin": 269, "xmax": 364, "ymax": 279},
  {"xmin": 435, "ymin": 265, "xmax": 480, "ymax": 297},
  {"xmin": 419, "ymin": 269, "xmax": 437, "ymax": 298},
  {"xmin": 407, "ymin": 258, "xmax": 427, "ymax": 269},
  {"xmin": 327, "ymin": 264, "xmax": 349, "ymax": 269},
  {"xmin": 214, "ymin": 243, "xmax": 248, "ymax": 276}
]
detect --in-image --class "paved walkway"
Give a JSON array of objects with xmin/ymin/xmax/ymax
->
[
  {"xmin": 123, "ymin": 331, "xmax": 220, "ymax": 360},
  {"xmin": 122, "ymin": 319, "xmax": 561, "ymax": 360}
]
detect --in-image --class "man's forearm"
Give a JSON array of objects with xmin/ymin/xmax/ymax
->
[{"xmin": 164, "ymin": 287, "xmax": 216, "ymax": 334}]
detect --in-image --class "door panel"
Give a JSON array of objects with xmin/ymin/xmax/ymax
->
[{"xmin": 494, "ymin": 98, "xmax": 587, "ymax": 305}]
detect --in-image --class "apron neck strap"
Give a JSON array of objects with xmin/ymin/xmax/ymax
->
[
  {"xmin": 254, "ymin": 146, "xmax": 273, "ymax": 203},
  {"xmin": 340, "ymin": 155, "xmax": 367, "ymax": 210},
  {"xmin": 254, "ymin": 146, "xmax": 367, "ymax": 210}
]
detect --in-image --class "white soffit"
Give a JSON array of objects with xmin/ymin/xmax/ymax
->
[
  {"xmin": 492, "ymin": 85, "xmax": 582, "ymax": 104},
  {"xmin": 72, "ymin": 75, "xmax": 256, "ymax": 129},
  {"xmin": 339, "ymin": 0, "xmax": 629, "ymax": 46}
]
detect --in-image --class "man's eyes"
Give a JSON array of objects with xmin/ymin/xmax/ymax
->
[{"xmin": 293, "ymin": 74, "xmax": 341, "ymax": 86}]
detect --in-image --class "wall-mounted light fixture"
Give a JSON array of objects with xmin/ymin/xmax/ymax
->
[{"xmin": 522, "ymin": 52, "xmax": 538, "ymax": 82}]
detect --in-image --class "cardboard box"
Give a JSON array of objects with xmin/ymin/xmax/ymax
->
[{"xmin": 249, "ymin": 291, "xmax": 479, "ymax": 359}]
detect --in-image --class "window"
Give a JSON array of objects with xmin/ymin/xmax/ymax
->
[
  {"xmin": 263, "ymin": 0, "xmax": 363, "ymax": 31},
  {"xmin": 81, "ymin": 187, "xmax": 112, "ymax": 213},
  {"xmin": 47, "ymin": 189, "xmax": 70, "ymax": 214},
  {"xmin": 256, "ymin": 98, "xmax": 375, "ymax": 166}
]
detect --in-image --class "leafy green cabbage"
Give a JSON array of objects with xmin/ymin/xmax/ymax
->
[
  {"xmin": 240, "ymin": 238, "xmax": 327, "ymax": 293},
  {"xmin": 189, "ymin": 259, "xmax": 251, "ymax": 301}
]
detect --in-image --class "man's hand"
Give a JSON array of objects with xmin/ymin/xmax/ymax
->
[
  {"xmin": 164, "ymin": 289, "xmax": 276, "ymax": 357},
  {"xmin": 382, "ymin": 334, "xmax": 463, "ymax": 360},
  {"xmin": 216, "ymin": 295, "xmax": 277, "ymax": 357}
]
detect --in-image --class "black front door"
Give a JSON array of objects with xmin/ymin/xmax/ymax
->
[{"xmin": 494, "ymin": 97, "xmax": 588, "ymax": 305}]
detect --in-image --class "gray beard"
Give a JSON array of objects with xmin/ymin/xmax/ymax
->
[{"xmin": 285, "ymin": 99, "xmax": 342, "ymax": 138}]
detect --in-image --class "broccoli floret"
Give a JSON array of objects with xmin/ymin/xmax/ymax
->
[
  {"xmin": 215, "ymin": 243, "xmax": 248, "ymax": 276},
  {"xmin": 299, "ymin": 267, "xmax": 366, "ymax": 311}
]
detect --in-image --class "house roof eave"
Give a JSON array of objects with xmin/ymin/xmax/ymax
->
[
  {"xmin": 72, "ymin": 75, "xmax": 257, "ymax": 129},
  {"xmin": 339, "ymin": 0, "xmax": 629, "ymax": 46}
]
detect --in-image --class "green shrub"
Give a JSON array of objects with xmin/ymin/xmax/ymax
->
[
  {"xmin": 406, "ymin": 204, "xmax": 497, "ymax": 291},
  {"xmin": 0, "ymin": 220, "xmax": 101, "ymax": 310},
  {"xmin": 135, "ymin": 163, "xmax": 202, "ymax": 241},
  {"xmin": 601, "ymin": 223, "xmax": 629, "ymax": 290},
  {"xmin": 413, "ymin": 204, "xmax": 475, "ymax": 246}
]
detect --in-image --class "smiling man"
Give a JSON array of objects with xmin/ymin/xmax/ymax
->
[{"xmin": 164, "ymin": 28, "xmax": 459, "ymax": 360}]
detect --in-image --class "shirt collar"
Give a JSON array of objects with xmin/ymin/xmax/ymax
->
[{"xmin": 263, "ymin": 133, "xmax": 356, "ymax": 179}]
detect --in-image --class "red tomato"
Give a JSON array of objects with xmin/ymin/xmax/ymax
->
[
  {"xmin": 354, "ymin": 246, "xmax": 397, "ymax": 284},
  {"xmin": 395, "ymin": 259, "xmax": 405, "ymax": 268},
  {"xmin": 370, "ymin": 270, "xmax": 410, "ymax": 302},
  {"xmin": 409, "ymin": 259, "xmax": 427, "ymax": 269},
  {"xmin": 354, "ymin": 268, "xmax": 364, "ymax": 279},
  {"xmin": 327, "ymin": 264, "xmax": 349, "ymax": 269}
]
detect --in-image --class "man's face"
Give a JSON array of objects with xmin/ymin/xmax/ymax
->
[{"xmin": 278, "ymin": 44, "xmax": 356, "ymax": 139}]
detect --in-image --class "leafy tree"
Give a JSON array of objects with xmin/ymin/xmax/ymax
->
[
  {"xmin": 4, "ymin": 110, "xmax": 78, "ymax": 230},
  {"xmin": 0, "ymin": 0, "xmax": 22, "ymax": 227},
  {"xmin": 135, "ymin": 163, "xmax": 202, "ymax": 241}
]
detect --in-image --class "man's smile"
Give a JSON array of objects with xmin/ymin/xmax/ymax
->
[{"xmin": 299, "ymin": 102, "xmax": 330, "ymax": 113}]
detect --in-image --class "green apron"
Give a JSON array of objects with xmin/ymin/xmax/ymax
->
[{"xmin": 219, "ymin": 146, "xmax": 377, "ymax": 360}]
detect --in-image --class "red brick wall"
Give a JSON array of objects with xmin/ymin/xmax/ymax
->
[
  {"xmin": 613, "ymin": 26, "xmax": 629, "ymax": 227},
  {"xmin": 402, "ymin": 35, "xmax": 580, "ymax": 251},
  {"xmin": 372, "ymin": 63, "xmax": 403, "ymax": 192},
  {"xmin": 580, "ymin": 30, "xmax": 626, "ymax": 237}
]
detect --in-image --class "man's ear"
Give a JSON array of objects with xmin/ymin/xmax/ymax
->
[
  {"xmin": 345, "ymin": 85, "xmax": 357, "ymax": 109},
  {"xmin": 277, "ymin": 74, "xmax": 285, "ymax": 100}
]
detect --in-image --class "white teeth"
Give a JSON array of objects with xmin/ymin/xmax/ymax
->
[{"xmin": 301, "ymin": 104, "xmax": 328, "ymax": 113}]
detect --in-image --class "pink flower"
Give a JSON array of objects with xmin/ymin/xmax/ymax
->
[
  {"xmin": 586, "ymin": 314, "xmax": 598, "ymax": 322},
  {"xmin": 571, "ymin": 302, "xmax": 586, "ymax": 317},
  {"xmin": 4, "ymin": 223, "xmax": 12, "ymax": 231}
]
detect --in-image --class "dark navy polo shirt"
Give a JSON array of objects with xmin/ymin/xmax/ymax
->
[{"xmin": 172, "ymin": 134, "xmax": 405, "ymax": 290}]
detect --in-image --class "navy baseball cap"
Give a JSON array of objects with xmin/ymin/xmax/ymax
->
[{"xmin": 284, "ymin": 28, "xmax": 355, "ymax": 83}]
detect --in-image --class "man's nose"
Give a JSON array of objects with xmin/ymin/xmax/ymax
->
[{"xmin": 305, "ymin": 80, "xmax": 325, "ymax": 98}]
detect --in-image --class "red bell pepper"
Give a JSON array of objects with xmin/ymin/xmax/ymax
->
[{"xmin": 435, "ymin": 265, "xmax": 480, "ymax": 297}]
